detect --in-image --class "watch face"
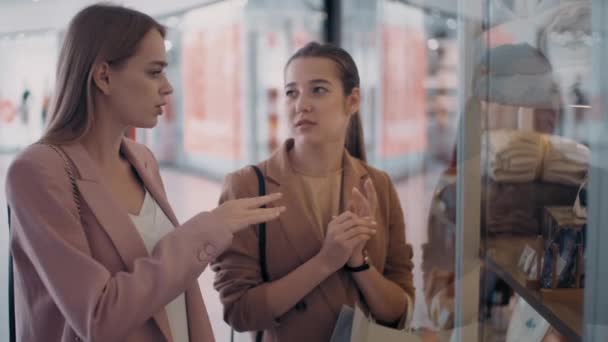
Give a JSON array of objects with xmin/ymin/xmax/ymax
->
[{"xmin": 363, "ymin": 249, "xmax": 370, "ymax": 263}]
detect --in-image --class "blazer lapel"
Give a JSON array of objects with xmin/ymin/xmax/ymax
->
[
  {"xmin": 265, "ymin": 140, "xmax": 370, "ymax": 316},
  {"xmin": 265, "ymin": 142, "xmax": 324, "ymax": 264},
  {"xmin": 121, "ymin": 139, "xmax": 180, "ymax": 226},
  {"xmin": 60, "ymin": 141, "xmax": 174, "ymax": 342}
]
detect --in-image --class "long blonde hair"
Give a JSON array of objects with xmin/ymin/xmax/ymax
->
[{"xmin": 41, "ymin": 4, "xmax": 165, "ymax": 144}]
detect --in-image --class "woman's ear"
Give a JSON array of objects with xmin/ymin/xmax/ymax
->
[
  {"xmin": 91, "ymin": 62, "xmax": 112, "ymax": 95},
  {"xmin": 347, "ymin": 88, "xmax": 361, "ymax": 116}
]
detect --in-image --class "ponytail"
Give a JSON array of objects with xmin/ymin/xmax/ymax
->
[{"xmin": 345, "ymin": 112, "xmax": 366, "ymax": 162}]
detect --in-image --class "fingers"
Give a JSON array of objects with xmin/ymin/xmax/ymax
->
[
  {"xmin": 240, "ymin": 193, "xmax": 283, "ymax": 208},
  {"xmin": 338, "ymin": 225, "xmax": 377, "ymax": 241},
  {"xmin": 239, "ymin": 206, "xmax": 286, "ymax": 227},
  {"xmin": 363, "ymin": 178, "xmax": 377, "ymax": 202},
  {"xmin": 352, "ymin": 187, "xmax": 371, "ymax": 214},
  {"xmin": 347, "ymin": 200, "xmax": 356, "ymax": 213},
  {"xmin": 330, "ymin": 213, "xmax": 375, "ymax": 234},
  {"xmin": 246, "ymin": 206, "xmax": 286, "ymax": 220},
  {"xmin": 339, "ymin": 216, "xmax": 377, "ymax": 231},
  {"xmin": 332, "ymin": 211, "xmax": 373, "ymax": 224},
  {"xmin": 332, "ymin": 211, "xmax": 356, "ymax": 224},
  {"xmin": 345, "ymin": 233, "xmax": 372, "ymax": 249},
  {"xmin": 364, "ymin": 179, "xmax": 378, "ymax": 213}
]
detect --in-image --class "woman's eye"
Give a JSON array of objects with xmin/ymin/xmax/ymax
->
[
  {"xmin": 312, "ymin": 86, "xmax": 327, "ymax": 94},
  {"xmin": 149, "ymin": 70, "xmax": 163, "ymax": 77}
]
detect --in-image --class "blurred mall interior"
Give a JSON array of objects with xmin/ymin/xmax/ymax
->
[{"xmin": 1, "ymin": 0, "xmax": 606, "ymax": 341}]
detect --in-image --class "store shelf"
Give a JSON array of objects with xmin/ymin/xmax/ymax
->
[{"xmin": 486, "ymin": 236, "xmax": 583, "ymax": 341}]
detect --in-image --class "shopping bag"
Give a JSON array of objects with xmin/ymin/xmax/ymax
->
[
  {"xmin": 329, "ymin": 305, "xmax": 355, "ymax": 342},
  {"xmin": 350, "ymin": 305, "xmax": 422, "ymax": 342}
]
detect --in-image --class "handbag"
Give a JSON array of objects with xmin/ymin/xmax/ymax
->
[{"xmin": 7, "ymin": 144, "xmax": 81, "ymax": 342}]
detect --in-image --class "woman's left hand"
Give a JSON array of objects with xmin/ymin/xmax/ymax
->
[
  {"xmin": 347, "ymin": 178, "xmax": 378, "ymax": 267},
  {"xmin": 353, "ymin": 178, "xmax": 378, "ymax": 218}
]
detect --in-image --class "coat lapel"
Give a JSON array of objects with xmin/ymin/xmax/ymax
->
[
  {"xmin": 121, "ymin": 139, "xmax": 180, "ymax": 227},
  {"xmin": 60, "ymin": 141, "xmax": 174, "ymax": 342},
  {"xmin": 265, "ymin": 140, "xmax": 323, "ymax": 263},
  {"xmin": 265, "ymin": 140, "xmax": 370, "ymax": 316}
]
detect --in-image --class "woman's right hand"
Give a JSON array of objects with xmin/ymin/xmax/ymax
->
[
  {"xmin": 205, "ymin": 193, "xmax": 286, "ymax": 233},
  {"xmin": 317, "ymin": 211, "xmax": 377, "ymax": 272}
]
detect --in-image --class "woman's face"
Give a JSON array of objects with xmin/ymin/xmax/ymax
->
[
  {"xmin": 284, "ymin": 57, "xmax": 359, "ymax": 147},
  {"xmin": 97, "ymin": 28, "xmax": 173, "ymax": 129}
]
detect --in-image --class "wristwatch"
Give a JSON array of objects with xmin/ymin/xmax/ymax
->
[{"xmin": 344, "ymin": 250, "xmax": 371, "ymax": 273}]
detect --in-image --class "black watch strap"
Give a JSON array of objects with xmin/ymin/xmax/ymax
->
[
  {"xmin": 344, "ymin": 262, "xmax": 371, "ymax": 272},
  {"xmin": 344, "ymin": 251, "xmax": 371, "ymax": 272}
]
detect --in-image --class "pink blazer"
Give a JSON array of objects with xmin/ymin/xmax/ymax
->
[
  {"xmin": 212, "ymin": 139, "xmax": 415, "ymax": 342},
  {"xmin": 5, "ymin": 139, "xmax": 232, "ymax": 342}
]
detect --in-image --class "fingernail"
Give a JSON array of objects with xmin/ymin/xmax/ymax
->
[{"xmin": 371, "ymin": 229, "xmax": 377, "ymax": 234}]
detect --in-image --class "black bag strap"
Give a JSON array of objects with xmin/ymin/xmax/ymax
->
[
  {"xmin": 230, "ymin": 165, "xmax": 268, "ymax": 342},
  {"xmin": 8, "ymin": 205, "xmax": 15, "ymax": 342},
  {"xmin": 251, "ymin": 165, "xmax": 269, "ymax": 282},
  {"xmin": 251, "ymin": 165, "xmax": 267, "ymax": 342}
]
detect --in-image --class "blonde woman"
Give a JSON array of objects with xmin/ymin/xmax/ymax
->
[{"xmin": 5, "ymin": 4, "xmax": 284, "ymax": 341}]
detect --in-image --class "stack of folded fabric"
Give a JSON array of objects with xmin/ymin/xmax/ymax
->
[
  {"xmin": 484, "ymin": 130, "xmax": 589, "ymax": 187},
  {"xmin": 484, "ymin": 130, "xmax": 543, "ymax": 183},
  {"xmin": 541, "ymin": 135, "xmax": 590, "ymax": 186}
]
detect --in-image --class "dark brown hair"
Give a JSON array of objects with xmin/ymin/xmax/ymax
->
[
  {"xmin": 286, "ymin": 42, "xmax": 367, "ymax": 161},
  {"xmin": 41, "ymin": 3, "xmax": 166, "ymax": 144}
]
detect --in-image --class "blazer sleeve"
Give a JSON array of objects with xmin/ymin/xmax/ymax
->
[
  {"xmin": 211, "ymin": 168, "xmax": 279, "ymax": 332},
  {"xmin": 380, "ymin": 171, "xmax": 416, "ymax": 327},
  {"xmin": 5, "ymin": 145, "xmax": 232, "ymax": 341}
]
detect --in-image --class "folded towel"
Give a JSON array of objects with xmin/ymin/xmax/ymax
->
[
  {"xmin": 484, "ymin": 130, "xmax": 589, "ymax": 186},
  {"xmin": 542, "ymin": 135, "xmax": 589, "ymax": 185},
  {"xmin": 484, "ymin": 130, "xmax": 543, "ymax": 183}
]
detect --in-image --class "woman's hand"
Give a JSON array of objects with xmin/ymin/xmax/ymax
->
[
  {"xmin": 347, "ymin": 178, "xmax": 379, "ymax": 266},
  {"xmin": 317, "ymin": 211, "xmax": 376, "ymax": 272},
  {"xmin": 204, "ymin": 193, "xmax": 285, "ymax": 233}
]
